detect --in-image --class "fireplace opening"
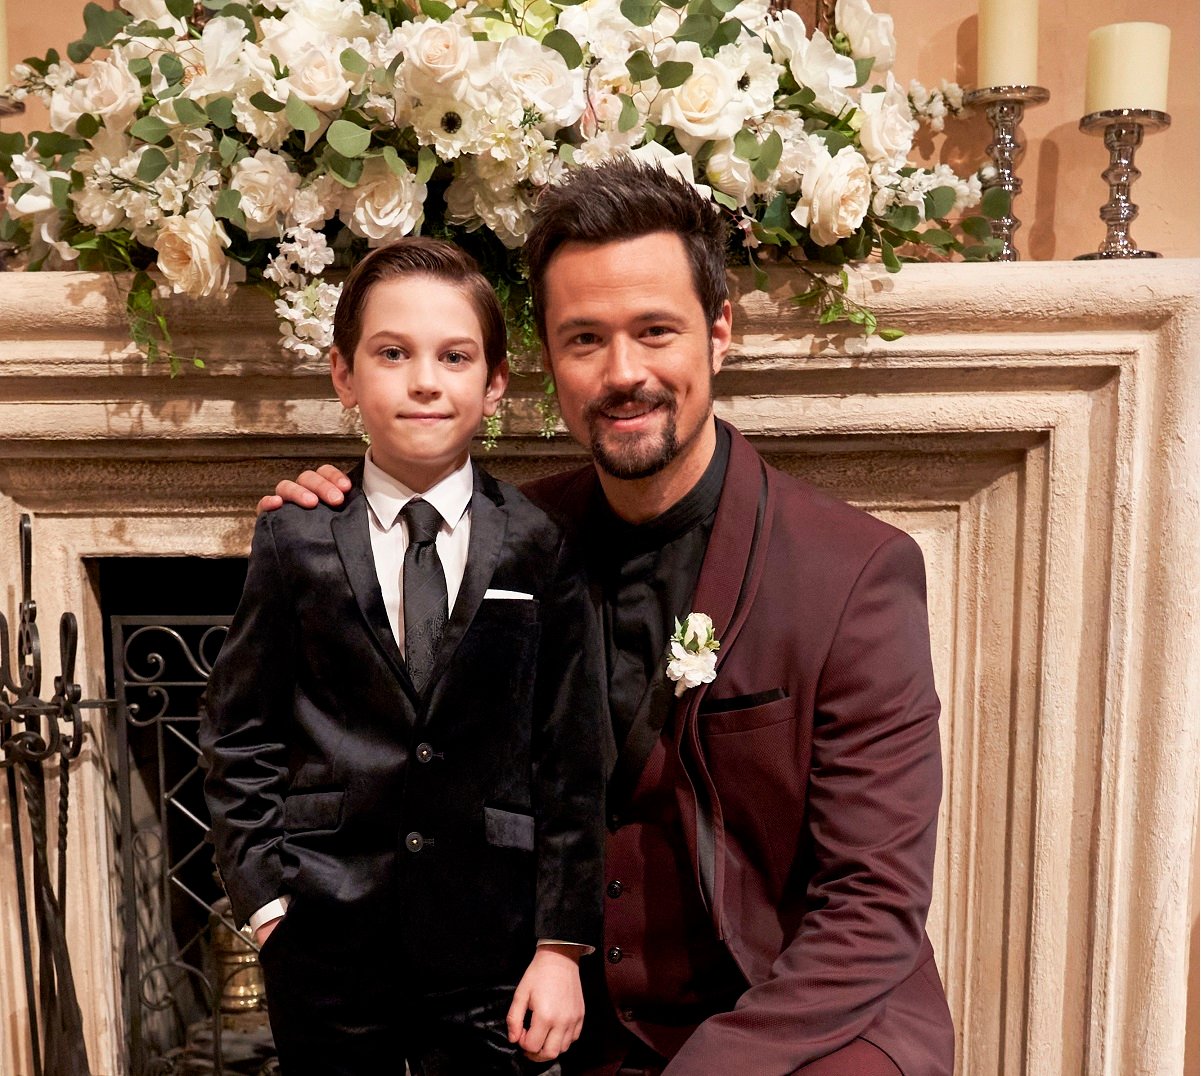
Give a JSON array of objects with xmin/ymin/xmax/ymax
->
[{"xmin": 92, "ymin": 556, "xmax": 284, "ymax": 1075}]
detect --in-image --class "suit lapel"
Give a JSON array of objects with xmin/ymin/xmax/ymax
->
[
  {"xmin": 330, "ymin": 485, "xmax": 413, "ymax": 693},
  {"xmin": 423, "ymin": 465, "xmax": 508, "ymax": 706}
]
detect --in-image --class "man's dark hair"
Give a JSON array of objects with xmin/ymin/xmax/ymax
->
[
  {"xmin": 332, "ymin": 237, "xmax": 507, "ymax": 375},
  {"xmin": 525, "ymin": 157, "xmax": 731, "ymax": 342}
]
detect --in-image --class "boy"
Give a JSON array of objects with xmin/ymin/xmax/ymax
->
[{"xmin": 201, "ymin": 238, "xmax": 606, "ymax": 1075}]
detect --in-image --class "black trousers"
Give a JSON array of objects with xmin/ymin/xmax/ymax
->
[{"xmin": 258, "ymin": 900, "xmax": 547, "ymax": 1076}]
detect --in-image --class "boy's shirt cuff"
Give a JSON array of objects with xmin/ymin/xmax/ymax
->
[{"xmin": 248, "ymin": 896, "xmax": 290, "ymax": 932}]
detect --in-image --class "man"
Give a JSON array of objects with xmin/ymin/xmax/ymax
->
[{"xmin": 263, "ymin": 158, "xmax": 955, "ymax": 1075}]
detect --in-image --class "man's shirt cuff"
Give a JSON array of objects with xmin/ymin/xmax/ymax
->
[
  {"xmin": 537, "ymin": 938, "xmax": 595, "ymax": 955},
  {"xmin": 248, "ymin": 896, "xmax": 290, "ymax": 932}
]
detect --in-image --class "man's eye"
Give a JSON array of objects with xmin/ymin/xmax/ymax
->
[
  {"xmin": 572, "ymin": 333, "xmax": 599, "ymax": 347},
  {"xmin": 644, "ymin": 326, "xmax": 673, "ymax": 338}
]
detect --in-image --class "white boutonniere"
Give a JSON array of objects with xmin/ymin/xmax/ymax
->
[{"xmin": 666, "ymin": 612, "xmax": 720, "ymax": 697}]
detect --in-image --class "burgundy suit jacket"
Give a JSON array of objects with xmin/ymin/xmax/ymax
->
[{"xmin": 526, "ymin": 422, "xmax": 954, "ymax": 1075}]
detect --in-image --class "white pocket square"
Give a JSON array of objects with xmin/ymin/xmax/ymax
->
[{"xmin": 483, "ymin": 588, "xmax": 535, "ymax": 601}]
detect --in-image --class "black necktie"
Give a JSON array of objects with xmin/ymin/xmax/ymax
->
[{"xmin": 401, "ymin": 499, "xmax": 447, "ymax": 692}]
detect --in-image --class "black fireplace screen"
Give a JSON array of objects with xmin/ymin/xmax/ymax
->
[{"xmin": 109, "ymin": 615, "xmax": 278, "ymax": 1076}]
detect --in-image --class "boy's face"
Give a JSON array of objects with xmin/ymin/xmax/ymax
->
[{"xmin": 330, "ymin": 275, "xmax": 508, "ymax": 492}]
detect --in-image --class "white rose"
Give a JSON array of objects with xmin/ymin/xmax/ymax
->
[
  {"xmin": 282, "ymin": 39, "xmax": 353, "ymax": 111},
  {"xmin": 765, "ymin": 10, "xmax": 809, "ymax": 68},
  {"xmin": 181, "ymin": 17, "xmax": 251, "ymax": 102},
  {"xmin": 343, "ymin": 157, "xmax": 426, "ymax": 244},
  {"xmin": 791, "ymin": 142, "xmax": 871, "ymax": 247},
  {"xmin": 496, "ymin": 36, "xmax": 585, "ymax": 132},
  {"xmin": 230, "ymin": 150, "xmax": 301, "ymax": 238},
  {"xmin": 398, "ymin": 16, "xmax": 475, "ymax": 89},
  {"xmin": 706, "ymin": 141, "xmax": 755, "ymax": 204},
  {"xmin": 768, "ymin": 16, "xmax": 857, "ymax": 116},
  {"xmin": 154, "ymin": 208, "xmax": 233, "ymax": 297},
  {"xmin": 656, "ymin": 44, "xmax": 749, "ymax": 149},
  {"xmin": 49, "ymin": 58, "xmax": 142, "ymax": 134},
  {"xmin": 680, "ymin": 612, "xmax": 715, "ymax": 648},
  {"xmin": 856, "ymin": 74, "xmax": 917, "ymax": 164},
  {"xmin": 834, "ymin": 0, "xmax": 896, "ymax": 72}
]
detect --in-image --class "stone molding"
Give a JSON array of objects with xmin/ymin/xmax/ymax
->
[{"xmin": 0, "ymin": 261, "xmax": 1195, "ymax": 1075}]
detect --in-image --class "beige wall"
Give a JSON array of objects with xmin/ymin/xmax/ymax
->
[{"xmin": 5, "ymin": 0, "xmax": 1199, "ymax": 259}]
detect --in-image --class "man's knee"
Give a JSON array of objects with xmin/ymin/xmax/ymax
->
[{"xmin": 793, "ymin": 1038, "xmax": 902, "ymax": 1076}]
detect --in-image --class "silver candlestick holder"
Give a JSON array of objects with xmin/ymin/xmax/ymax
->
[
  {"xmin": 963, "ymin": 85, "xmax": 1050, "ymax": 261},
  {"xmin": 1075, "ymin": 108, "xmax": 1170, "ymax": 260}
]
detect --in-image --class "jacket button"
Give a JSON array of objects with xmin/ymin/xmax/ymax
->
[
  {"xmin": 621, "ymin": 1008, "xmax": 636, "ymax": 1022},
  {"xmin": 416, "ymin": 743, "xmax": 434, "ymax": 763},
  {"xmin": 606, "ymin": 946, "xmax": 623, "ymax": 964},
  {"xmin": 405, "ymin": 832, "xmax": 425, "ymax": 852},
  {"xmin": 606, "ymin": 880, "xmax": 624, "ymax": 898}
]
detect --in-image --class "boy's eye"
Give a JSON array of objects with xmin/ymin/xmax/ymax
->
[
  {"xmin": 442, "ymin": 351, "xmax": 469, "ymax": 366},
  {"xmin": 381, "ymin": 346, "xmax": 405, "ymax": 361}
]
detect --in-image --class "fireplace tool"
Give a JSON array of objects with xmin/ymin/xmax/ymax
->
[{"xmin": 1, "ymin": 514, "xmax": 110, "ymax": 1076}]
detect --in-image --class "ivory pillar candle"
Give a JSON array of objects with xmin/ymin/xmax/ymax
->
[
  {"xmin": 1085, "ymin": 23, "xmax": 1171, "ymax": 114},
  {"xmin": 978, "ymin": 0, "xmax": 1039, "ymax": 88}
]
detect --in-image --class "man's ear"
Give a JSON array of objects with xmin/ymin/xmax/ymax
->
[
  {"xmin": 329, "ymin": 347, "xmax": 356, "ymax": 409},
  {"xmin": 482, "ymin": 359, "xmax": 509, "ymax": 418},
  {"xmin": 710, "ymin": 300, "xmax": 733, "ymax": 375}
]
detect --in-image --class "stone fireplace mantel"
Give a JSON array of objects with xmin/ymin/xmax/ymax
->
[{"xmin": 0, "ymin": 260, "xmax": 1196, "ymax": 1075}]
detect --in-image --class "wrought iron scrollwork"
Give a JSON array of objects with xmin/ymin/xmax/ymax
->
[{"xmin": 1, "ymin": 514, "xmax": 100, "ymax": 1076}]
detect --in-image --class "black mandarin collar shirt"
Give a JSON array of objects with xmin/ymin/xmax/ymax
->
[{"xmin": 584, "ymin": 421, "xmax": 732, "ymax": 754}]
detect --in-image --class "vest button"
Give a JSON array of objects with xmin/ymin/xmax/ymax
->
[
  {"xmin": 606, "ymin": 946, "xmax": 623, "ymax": 964},
  {"xmin": 606, "ymin": 880, "xmax": 624, "ymax": 899},
  {"xmin": 405, "ymin": 832, "xmax": 425, "ymax": 852},
  {"xmin": 416, "ymin": 743, "xmax": 434, "ymax": 763},
  {"xmin": 621, "ymin": 1008, "xmax": 636, "ymax": 1022}
]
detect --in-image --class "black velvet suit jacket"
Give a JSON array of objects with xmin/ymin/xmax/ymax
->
[{"xmin": 201, "ymin": 463, "xmax": 606, "ymax": 989}]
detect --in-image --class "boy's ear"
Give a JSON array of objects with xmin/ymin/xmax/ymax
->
[
  {"xmin": 482, "ymin": 358, "xmax": 509, "ymax": 418},
  {"xmin": 329, "ymin": 347, "xmax": 357, "ymax": 409}
]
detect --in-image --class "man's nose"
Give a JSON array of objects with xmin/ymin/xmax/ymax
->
[{"xmin": 600, "ymin": 337, "xmax": 645, "ymax": 391}]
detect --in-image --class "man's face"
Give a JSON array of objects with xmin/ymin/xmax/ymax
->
[{"xmin": 541, "ymin": 232, "xmax": 731, "ymax": 498}]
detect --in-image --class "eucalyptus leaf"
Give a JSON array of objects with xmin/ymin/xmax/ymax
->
[
  {"xmin": 656, "ymin": 60, "xmax": 693, "ymax": 89},
  {"xmin": 129, "ymin": 57, "xmax": 153, "ymax": 85},
  {"xmin": 67, "ymin": 40, "xmax": 94, "ymax": 64},
  {"xmin": 419, "ymin": 0, "xmax": 454, "ymax": 21},
  {"xmin": 221, "ymin": 3, "xmax": 258, "ymax": 40},
  {"xmin": 923, "ymin": 185, "xmax": 956, "ymax": 220},
  {"xmin": 962, "ymin": 215, "xmax": 993, "ymax": 241},
  {"xmin": 129, "ymin": 116, "xmax": 171, "ymax": 145},
  {"xmin": 81, "ymin": 2, "xmax": 130, "ymax": 47},
  {"xmin": 285, "ymin": 95, "xmax": 321, "ymax": 134},
  {"xmin": 32, "ymin": 131, "xmax": 87, "ymax": 156},
  {"xmin": 172, "ymin": 97, "xmax": 207, "ymax": 127},
  {"xmin": 708, "ymin": 18, "xmax": 743, "ymax": 49},
  {"xmin": 620, "ymin": 0, "xmax": 659, "ymax": 27},
  {"xmin": 340, "ymin": 47, "xmax": 370, "ymax": 74},
  {"xmin": 542, "ymin": 29, "xmax": 584, "ymax": 70},
  {"xmin": 814, "ymin": 128, "xmax": 852, "ymax": 154},
  {"xmin": 673, "ymin": 13, "xmax": 717, "ymax": 44},
  {"xmin": 49, "ymin": 176, "xmax": 71, "ymax": 212},
  {"xmin": 981, "ymin": 186, "xmax": 1011, "ymax": 220},
  {"xmin": 249, "ymin": 91, "xmax": 285, "ymax": 113},
  {"xmin": 885, "ymin": 204, "xmax": 920, "ymax": 231},
  {"xmin": 75, "ymin": 113, "xmax": 101, "ymax": 140},
  {"xmin": 853, "ymin": 56, "xmax": 874, "ymax": 87},
  {"xmin": 626, "ymin": 50, "xmax": 655, "ymax": 83},
  {"xmin": 136, "ymin": 147, "xmax": 171, "ymax": 183},
  {"xmin": 206, "ymin": 97, "xmax": 237, "ymax": 129},
  {"xmin": 761, "ymin": 192, "xmax": 790, "ymax": 232},
  {"xmin": 617, "ymin": 93, "xmax": 640, "ymax": 132},
  {"xmin": 219, "ymin": 134, "xmax": 246, "ymax": 166},
  {"xmin": 214, "ymin": 188, "xmax": 247, "ymax": 231},
  {"xmin": 880, "ymin": 237, "xmax": 901, "ymax": 272},
  {"xmin": 158, "ymin": 54, "xmax": 185, "ymax": 86},
  {"xmin": 416, "ymin": 145, "xmax": 437, "ymax": 183},
  {"xmin": 732, "ymin": 127, "xmax": 758, "ymax": 162},
  {"xmin": 165, "ymin": 0, "xmax": 193, "ymax": 17},
  {"xmin": 326, "ymin": 150, "xmax": 365, "ymax": 187},
  {"xmin": 326, "ymin": 119, "xmax": 373, "ymax": 158},
  {"xmin": 710, "ymin": 189, "xmax": 738, "ymax": 210}
]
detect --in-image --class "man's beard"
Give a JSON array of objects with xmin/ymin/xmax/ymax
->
[{"xmin": 582, "ymin": 386, "xmax": 697, "ymax": 480}]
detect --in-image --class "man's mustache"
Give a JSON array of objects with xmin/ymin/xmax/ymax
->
[{"xmin": 582, "ymin": 387, "xmax": 676, "ymax": 425}]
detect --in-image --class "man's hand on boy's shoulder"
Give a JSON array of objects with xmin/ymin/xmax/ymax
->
[
  {"xmin": 257, "ymin": 465, "xmax": 352, "ymax": 515},
  {"xmin": 506, "ymin": 943, "xmax": 586, "ymax": 1063}
]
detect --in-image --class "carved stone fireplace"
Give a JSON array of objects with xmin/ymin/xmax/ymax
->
[{"xmin": 0, "ymin": 260, "xmax": 1196, "ymax": 1075}]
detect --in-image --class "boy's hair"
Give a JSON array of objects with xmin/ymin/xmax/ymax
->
[
  {"xmin": 524, "ymin": 157, "xmax": 731, "ymax": 343},
  {"xmin": 332, "ymin": 237, "xmax": 507, "ymax": 375}
]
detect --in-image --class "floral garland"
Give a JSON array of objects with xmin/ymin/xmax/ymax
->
[{"xmin": 0, "ymin": 0, "xmax": 1002, "ymax": 376}]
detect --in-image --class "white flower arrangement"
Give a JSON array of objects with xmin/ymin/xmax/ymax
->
[
  {"xmin": 666, "ymin": 612, "xmax": 719, "ymax": 696},
  {"xmin": 0, "ymin": 0, "xmax": 1004, "ymax": 373}
]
